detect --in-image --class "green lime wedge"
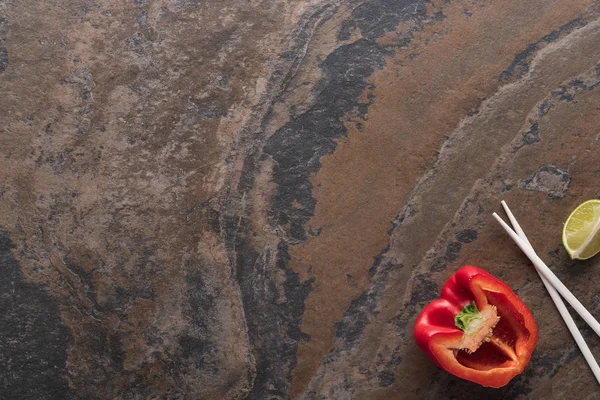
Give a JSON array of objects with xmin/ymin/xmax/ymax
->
[{"xmin": 562, "ymin": 199, "xmax": 600, "ymax": 260}]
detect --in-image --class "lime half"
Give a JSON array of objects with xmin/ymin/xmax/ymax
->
[{"xmin": 562, "ymin": 199, "xmax": 600, "ymax": 260}]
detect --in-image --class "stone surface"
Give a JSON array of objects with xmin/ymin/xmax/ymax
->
[{"xmin": 2, "ymin": 0, "xmax": 600, "ymax": 399}]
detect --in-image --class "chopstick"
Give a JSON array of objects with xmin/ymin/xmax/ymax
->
[
  {"xmin": 493, "ymin": 201, "xmax": 600, "ymax": 384},
  {"xmin": 492, "ymin": 213, "xmax": 600, "ymax": 335}
]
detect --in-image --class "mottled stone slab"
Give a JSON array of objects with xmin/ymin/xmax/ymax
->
[{"xmin": 2, "ymin": 0, "xmax": 600, "ymax": 399}]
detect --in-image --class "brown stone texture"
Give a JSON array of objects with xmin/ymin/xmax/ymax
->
[{"xmin": 2, "ymin": 0, "xmax": 600, "ymax": 399}]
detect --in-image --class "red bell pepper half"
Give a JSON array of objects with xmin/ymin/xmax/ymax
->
[{"xmin": 414, "ymin": 266, "xmax": 538, "ymax": 388}]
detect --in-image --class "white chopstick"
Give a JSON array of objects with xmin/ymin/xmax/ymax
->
[
  {"xmin": 497, "ymin": 201, "xmax": 600, "ymax": 384},
  {"xmin": 494, "ymin": 202, "xmax": 600, "ymax": 384}
]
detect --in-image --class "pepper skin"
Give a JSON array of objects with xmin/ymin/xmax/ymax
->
[{"xmin": 414, "ymin": 266, "xmax": 538, "ymax": 388}]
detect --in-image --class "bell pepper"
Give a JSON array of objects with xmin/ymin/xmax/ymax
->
[{"xmin": 414, "ymin": 266, "xmax": 538, "ymax": 388}]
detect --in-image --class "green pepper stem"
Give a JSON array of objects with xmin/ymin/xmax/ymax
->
[{"xmin": 454, "ymin": 302, "xmax": 480, "ymax": 332}]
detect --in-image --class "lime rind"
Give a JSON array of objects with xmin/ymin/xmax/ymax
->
[{"xmin": 562, "ymin": 199, "xmax": 600, "ymax": 260}]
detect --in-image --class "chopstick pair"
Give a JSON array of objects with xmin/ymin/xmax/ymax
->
[{"xmin": 493, "ymin": 201, "xmax": 600, "ymax": 384}]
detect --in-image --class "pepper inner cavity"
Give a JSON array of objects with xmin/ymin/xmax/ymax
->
[{"xmin": 453, "ymin": 292, "xmax": 525, "ymax": 368}]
